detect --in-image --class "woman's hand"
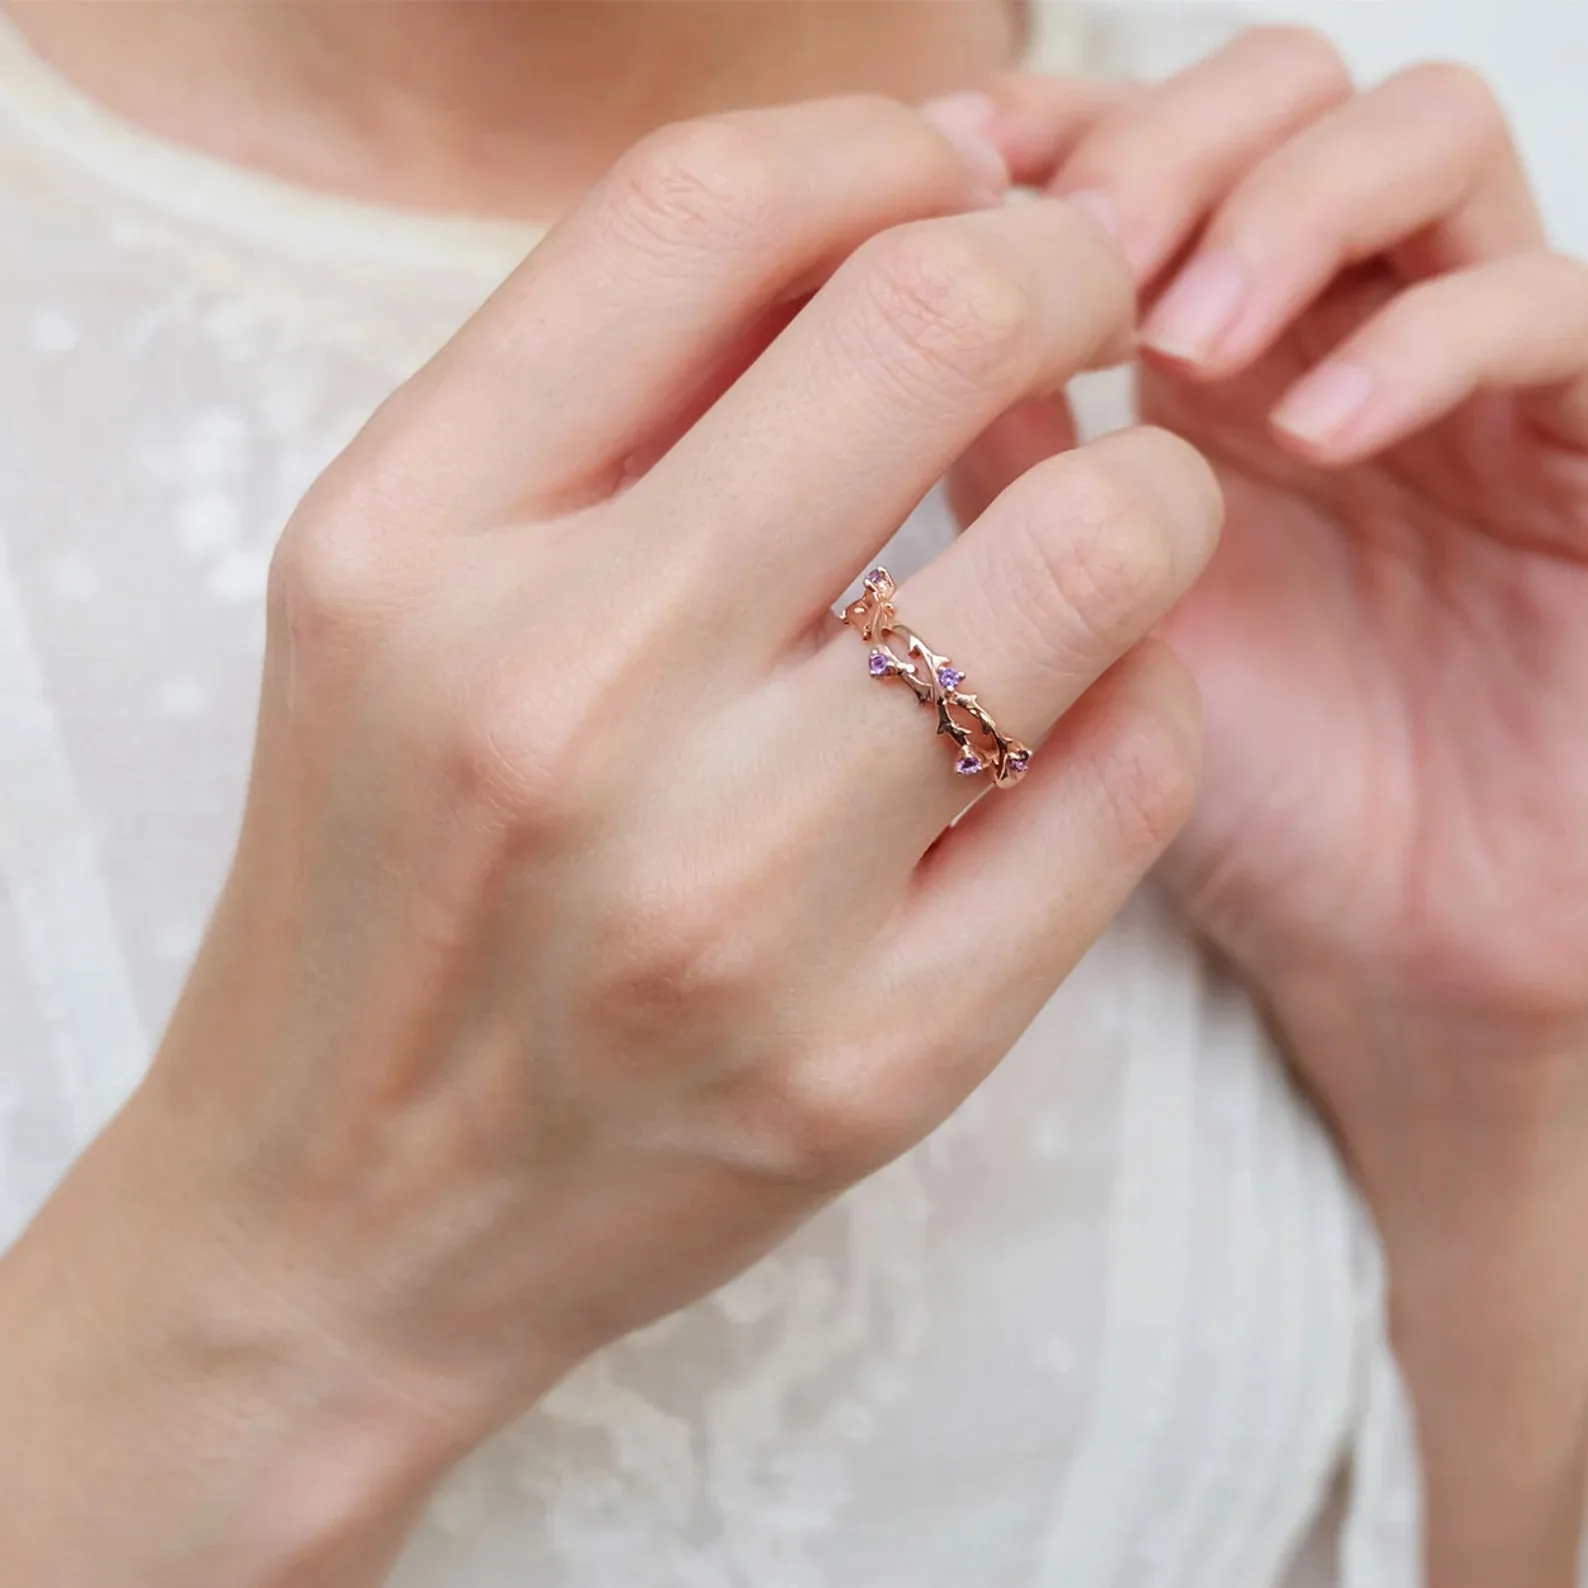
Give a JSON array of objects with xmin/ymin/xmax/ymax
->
[
  {"xmin": 0, "ymin": 95, "xmax": 1219, "ymax": 1588},
  {"xmin": 973, "ymin": 33, "xmax": 1588, "ymax": 1586},
  {"xmin": 979, "ymin": 29, "xmax": 1588, "ymax": 1053}
]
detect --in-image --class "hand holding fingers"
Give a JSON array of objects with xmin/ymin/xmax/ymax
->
[
  {"xmin": 1005, "ymin": 32, "xmax": 1535, "ymax": 328},
  {"xmin": 992, "ymin": 37, "xmax": 1577, "ymax": 467},
  {"xmin": 154, "ymin": 86, "xmax": 1205, "ymax": 1451}
]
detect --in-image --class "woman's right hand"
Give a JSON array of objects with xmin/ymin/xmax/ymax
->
[{"xmin": 0, "ymin": 94, "xmax": 1219, "ymax": 1586}]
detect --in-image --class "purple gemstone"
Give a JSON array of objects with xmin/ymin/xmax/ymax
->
[
  {"xmin": 865, "ymin": 567, "xmax": 889, "ymax": 588},
  {"xmin": 1007, "ymin": 748, "xmax": 1031, "ymax": 773},
  {"xmin": 955, "ymin": 751, "xmax": 985, "ymax": 777},
  {"xmin": 937, "ymin": 665, "xmax": 965, "ymax": 691},
  {"xmin": 868, "ymin": 649, "xmax": 891, "ymax": 677}
]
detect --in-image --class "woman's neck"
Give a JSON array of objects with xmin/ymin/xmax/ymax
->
[{"xmin": 5, "ymin": 1, "xmax": 1021, "ymax": 219}]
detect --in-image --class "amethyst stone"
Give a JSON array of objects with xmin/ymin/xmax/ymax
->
[
  {"xmin": 936, "ymin": 665, "xmax": 965, "ymax": 692},
  {"xmin": 868, "ymin": 649, "xmax": 891, "ymax": 677},
  {"xmin": 955, "ymin": 751, "xmax": 984, "ymax": 777},
  {"xmin": 1007, "ymin": 748, "xmax": 1031, "ymax": 773},
  {"xmin": 865, "ymin": 567, "xmax": 889, "ymax": 588}
]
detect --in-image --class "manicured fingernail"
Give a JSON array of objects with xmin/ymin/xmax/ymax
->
[
  {"xmin": 1142, "ymin": 250, "xmax": 1250, "ymax": 365},
  {"xmin": 920, "ymin": 91, "xmax": 1009, "ymax": 199},
  {"xmin": 1064, "ymin": 188, "xmax": 1119, "ymax": 238},
  {"xmin": 1272, "ymin": 360, "xmax": 1379, "ymax": 448}
]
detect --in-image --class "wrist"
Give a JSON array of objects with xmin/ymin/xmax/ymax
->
[
  {"xmin": 1273, "ymin": 983, "xmax": 1588, "ymax": 1588},
  {"xmin": 0, "ymin": 1091, "xmax": 469, "ymax": 1588},
  {"xmin": 1263, "ymin": 963, "xmax": 1588, "ymax": 1157}
]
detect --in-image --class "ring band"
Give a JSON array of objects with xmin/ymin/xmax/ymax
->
[{"xmin": 841, "ymin": 567, "xmax": 1032, "ymax": 789}]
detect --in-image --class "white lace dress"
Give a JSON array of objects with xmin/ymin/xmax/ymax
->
[{"xmin": 0, "ymin": 12, "xmax": 1424, "ymax": 1587}]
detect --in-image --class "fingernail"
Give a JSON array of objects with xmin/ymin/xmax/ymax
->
[
  {"xmin": 1064, "ymin": 188, "xmax": 1119, "ymax": 239},
  {"xmin": 1271, "ymin": 360, "xmax": 1379, "ymax": 448},
  {"xmin": 1141, "ymin": 250, "xmax": 1250, "ymax": 365},
  {"xmin": 920, "ymin": 91, "xmax": 1009, "ymax": 200}
]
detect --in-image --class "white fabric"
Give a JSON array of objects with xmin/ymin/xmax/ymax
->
[{"xmin": 0, "ymin": 15, "xmax": 1423, "ymax": 1586}]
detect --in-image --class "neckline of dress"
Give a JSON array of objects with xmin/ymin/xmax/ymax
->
[{"xmin": 0, "ymin": 19, "xmax": 546, "ymax": 279}]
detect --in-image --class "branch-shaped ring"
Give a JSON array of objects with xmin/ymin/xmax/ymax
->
[{"xmin": 840, "ymin": 567, "xmax": 1032, "ymax": 790}]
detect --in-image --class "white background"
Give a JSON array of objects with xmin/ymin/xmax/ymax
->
[{"xmin": 1056, "ymin": 0, "xmax": 1588, "ymax": 254}]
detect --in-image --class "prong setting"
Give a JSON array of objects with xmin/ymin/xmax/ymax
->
[{"xmin": 839, "ymin": 567, "xmax": 1032, "ymax": 789}]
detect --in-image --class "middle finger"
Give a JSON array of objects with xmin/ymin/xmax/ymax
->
[{"xmin": 626, "ymin": 196, "xmax": 1135, "ymax": 652}]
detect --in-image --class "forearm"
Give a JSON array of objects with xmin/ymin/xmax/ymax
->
[
  {"xmin": 0, "ymin": 1094, "xmax": 456, "ymax": 1588},
  {"xmin": 1287, "ymin": 996, "xmax": 1588, "ymax": 1588}
]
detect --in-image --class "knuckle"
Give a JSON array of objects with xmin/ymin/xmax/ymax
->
[
  {"xmin": 997, "ymin": 454, "xmax": 1178, "ymax": 667},
  {"xmin": 601, "ymin": 116, "xmax": 784, "ymax": 259},
  {"xmin": 446, "ymin": 673, "xmax": 594, "ymax": 839},
  {"xmin": 850, "ymin": 224, "xmax": 1036, "ymax": 397},
  {"xmin": 268, "ymin": 500, "xmax": 393, "ymax": 660},
  {"xmin": 599, "ymin": 877, "xmax": 764, "ymax": 1025},
  {"xmin": 775, "ymin": 1056, "xmax": 916, "ymax": 1185}
]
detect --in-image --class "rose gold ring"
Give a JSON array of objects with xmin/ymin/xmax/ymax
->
[{"xmin": 840, "ymin": 566, "xmax": 1032, "ymax": 790}]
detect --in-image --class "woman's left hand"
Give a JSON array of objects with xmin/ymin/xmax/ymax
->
[
  {"xmin": 970, "ymin": 34, "xmax": 1588, "ymax": 1585},
  {"xmin": 968, "ymin": 30, "xmax": 1588, "ymax": 1080}
]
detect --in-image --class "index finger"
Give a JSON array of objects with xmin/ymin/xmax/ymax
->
[
  {"xmin": 347, "ymin": 94, "xmax": 1006, "ymax": 528},
  {"xmin": 628, "ymin": 196, "xmax": 1138, "ymax": 653}
]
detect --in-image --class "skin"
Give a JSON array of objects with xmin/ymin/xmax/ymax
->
[
  {"xmin": 0, "ymin": 12, "xmax": 1208, "ymax": 1585},
  {"xmin": 967, "ymin": 33, "xmax": 1588, "ymax": 1584},
  {"xmin": 9, "ymin": 1, "xmax": 1022, "ymax": 216},
  {"xmin": 0, "ymin": 6, "xmax": 1585, "ymax": 1586}
]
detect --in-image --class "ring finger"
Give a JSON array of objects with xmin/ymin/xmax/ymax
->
[{"xmin": 797, "ymin": 424, "xmax": 1223, "ymax": 853}]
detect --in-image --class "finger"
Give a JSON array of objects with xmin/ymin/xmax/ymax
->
[
  {"xmin": 1141, "ymin": 62, "xmax": 1545, "ymax": 374},
  {"xmin": 635, "ymin": 196, "xmax": 1136, "ymax": 643},
  {"xmin": 1046, "ymin": 26, "xmax": 1355, "ymax": 280},
  {"xmin": 982, "ymin": 73, "xmax": 1140, "ymax": 188},
  {"xmin": 824, "ymin": 640, "xmax": 1199, "ymax": 1139},
  {"xmin": 355, "ymin": 94, "xmax": 1009, "ymax": 523},
  {"xmin": 796, "ymin": 426, "xmax": 1220, "ymax": 852},
  {"xmin": 1269, "ymin": 252, "xmax": 1588, "ymax": 462}
]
